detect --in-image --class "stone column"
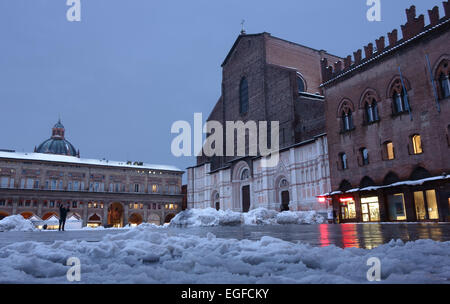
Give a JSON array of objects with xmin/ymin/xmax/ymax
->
[
  {"xmin": 12, "ymin": 198, "xmax": 18, "ymax": 215},
  {"xmin": 123, "ymin": 203, "xmax": 129, "ymax": 226},
  {"xmin": 37, "ymin": 200, "xmax": 43, "ymax": 218},
  {"xmin": 82, "ymin": 202, "xmax": 88, "ymax": 227},
  {"xmin": 102, "ymin": 202, "xmax": 109, "ymax": 226},
  {"xmin": 143, "ymin": 203, "xmax": 148, "ymax": 223}
]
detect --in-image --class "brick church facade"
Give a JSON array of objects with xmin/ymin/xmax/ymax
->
[
  {"xmin": 320, "ymin": 3, "xmax": 450, "ymax": 222},
  {"xmin": 187, "ymin": 33, "xmax": 341, "ymax": 213}
]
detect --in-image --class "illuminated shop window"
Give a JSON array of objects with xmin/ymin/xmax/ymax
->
[
  {"xmin": 387, "ymin": 193, "xmax": 406, "ymax": 221},
  {"xmin": 414, "ymin": 190, "xmax": 439, "ymax": 220},
  {"xmin": 339, "ymin": 197, "xmax": 356, "ymax": 220},
  {"xmin": 361, "ymin": 197, "xmax": 380, "ymax": 222}
]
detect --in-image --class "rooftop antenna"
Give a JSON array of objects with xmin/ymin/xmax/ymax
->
[{"xmin": 241, "ymin": 19, "xmax": 246, "ymax": 35}]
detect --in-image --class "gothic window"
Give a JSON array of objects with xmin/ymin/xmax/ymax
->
[
  {"xmin": 339, "ymin": 153, "xmax": 348, "ymax": 170},
  {"xmin": 362, "ymin": 92, "xmax": 379, "ymax": 124},
  {"xmin": 239, "ymin": 77, "xmax": 249, "ymax": 115},
  {"xmin": 436, "ymin": 59, "xmax": 449, "ymax": 99},
  {"xmin": 342, "ymin": 110, "xmax": 354, "ymax": 132},
  {"xmin": 390, "ymin": 79, "xmax": 410, "ymax": 114},
  {"xmin": 339, "ymin": 100, "xmax": 355, "ymax": 132},
  {"xmin": 360, "ymin": 148, "xmax": 369, "ymax": 166}
]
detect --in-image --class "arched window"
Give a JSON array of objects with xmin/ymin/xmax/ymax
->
[
  {"xmin": 338, "ymin": 100, "xmax": 355, "ymax": 132},
  {"xmin": 436, "ymin": 59, "xmax": 449, "ymax": 99},
  {"xmin": 342, "ymin": 110, "xmax": 354, "ymax": 132},
  {"xmin": 239, "ymin": 77, "xmax": 249, "ymax": 114},
  {"xmin": 411, "ymin": 134, "xmax": 423, "ymax": 154},
  {"xmin": 297, "ymin": 76, "xmax": 305, "ymax": 93},
  {"xmin": 339, "ymin": 153, "xmax": 348, "ymax": 170},
  {"xmin": 241, "ymin": 168, "xmax": 250, "ymax": 180},
  {"xmin": 364, "ymin": 99, "xmax": 379, "ymax": 124},
  {"xmin": 360, "ymin": 148, "xmax": 369, "ymax": 166},
  {"xmin": 390, "ymin": 79, "xmax": 410, "ymax": 114}
]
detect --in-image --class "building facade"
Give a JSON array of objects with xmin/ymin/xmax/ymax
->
[
  {"xmin": 320, "ymin": 4, "xmax": 450, "ymax": 222},
  {"xmin": 0, "ymin": 121, "xmax": 184, "ymax": 227},
  {"xmin": 187, "ymin": 33, "xmax": 339, "ymax": 213}
]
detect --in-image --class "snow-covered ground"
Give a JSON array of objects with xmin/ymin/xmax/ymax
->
[
  {"xmin": 170, "ymin": 208, "xmax": 325, "ymax": 227},
  {"xmin": 0, "ymin": 224, "xmax": 449, "ymax": 284},
  {"xmin": 0, "ymin": 215, "xmax": 38, "ymax": 232}
]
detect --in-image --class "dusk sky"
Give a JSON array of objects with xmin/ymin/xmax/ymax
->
[{"xmin": 0, "ymin": 0, "xmax": 445, "ymax": 182}]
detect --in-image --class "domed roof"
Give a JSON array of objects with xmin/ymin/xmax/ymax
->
[{"xmin": 35, "ymin": 120, "xmax": 79, "ymax": 157}]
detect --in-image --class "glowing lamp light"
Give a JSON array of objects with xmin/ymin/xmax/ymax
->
[
  {"xmin": 340, "ymin": 197, "xmax": 354, "ymax": 203},
  {"xmin": 318, "ymin": 197, "xmax": 327, "ymax": 203}
]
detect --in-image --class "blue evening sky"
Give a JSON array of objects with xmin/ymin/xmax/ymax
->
[{"xmin": 0, "ymin": 0, "xmax": 445, "ymax": 182}]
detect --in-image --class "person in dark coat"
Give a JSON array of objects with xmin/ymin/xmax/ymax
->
[{"xmin": 59, "ymin": 204, "xmax": 70, "ymax": 231}]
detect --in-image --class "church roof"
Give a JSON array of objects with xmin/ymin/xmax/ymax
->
[
  {"xmin": 35, "ymin": 120, "xmax": 79, "ymax": 157},
  {"xmin": 0, "ymin": 151, "xmax": 183, "ymax": 172}
]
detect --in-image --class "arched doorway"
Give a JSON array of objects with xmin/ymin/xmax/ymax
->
[
  {"xmin": 240, "ymin": 168, "xmax": 251, "ymax": 213},
  {"xmin": 148, "ymin": 213, "xmax": 161, "ymax": 226},
  {"xmin": 128, "ymin": 213, "xmax": 143, "ymax": 226},
  {"xmin": 212, "ymin": 192, "xmax": 220, "ymax": 211},
  {"xmin": 108, "ymin": 202, "xmax": 124, "ymax": 228},
  {"xmin": 88, "ymin": 214, "xmax": 102, "ymax": 228},
  {"xmin": 0, "ymin": 211, "xmax": 9, "ymax": 220},
  {"xmin": 165, "ymin": 213, "xmax": 175, "ymax": 223},
  {"xmin": 278, "ymin": 178, "xmax": 290, "ymax": 211}
]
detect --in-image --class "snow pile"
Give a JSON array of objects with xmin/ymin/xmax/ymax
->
[
  {"xmin": 0, "ymin": 215, "xmax": 38, "ymax": 232},
  {"xmin": 170, "ymin": 208, "xmax": 242, "ymax": 227},
  {"xmin": 171, "ymin": 208, "xmax": 324, "ymax": 227},
  {"xmin": 276, "ymin": 211, "xmax": 324, "ymax": 225},
  {"xmin": 243, "ymin": 208, "xmax": 279, "ymax": 225},
  {"xmin": 0, "ymin": 226, "xmax": 448, "ymax": 284}
]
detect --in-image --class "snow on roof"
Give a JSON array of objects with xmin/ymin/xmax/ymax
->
[
  {"xmin": 320, "ymin": 175, "xmax": 450, "ymax": 196},
  {"xmin": 0, "ymin": 151, "xmax": 183, "ymax": 172}
]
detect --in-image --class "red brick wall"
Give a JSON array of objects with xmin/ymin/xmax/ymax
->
[{"xmin": 323, "ymin": 25, "xmax": 450, "ymax": 191}]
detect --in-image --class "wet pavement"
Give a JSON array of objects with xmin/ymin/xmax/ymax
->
[{"xmin": 0, "ymin": 223, "xmax": 449, "ymax": 249}]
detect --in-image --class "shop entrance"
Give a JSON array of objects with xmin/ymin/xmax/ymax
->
[
  {"xmin": 361, "ymin": 197, "xmax": 380, "ymax": 222},
  {"xmin": 339, "ymin": 197, "xmax": 356, "ymax": 221},
  {"xmin": 414, "ymin": 190, "xmax": 439, "ymax": 221},
  {"xmin": 108, "ymin": 202, "xmax": 124, "ymax": 228}
]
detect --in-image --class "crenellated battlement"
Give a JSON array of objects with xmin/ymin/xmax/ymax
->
[{"xmin": 321, "ymin": 1, "xmax": 450, "ymax": 84}]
